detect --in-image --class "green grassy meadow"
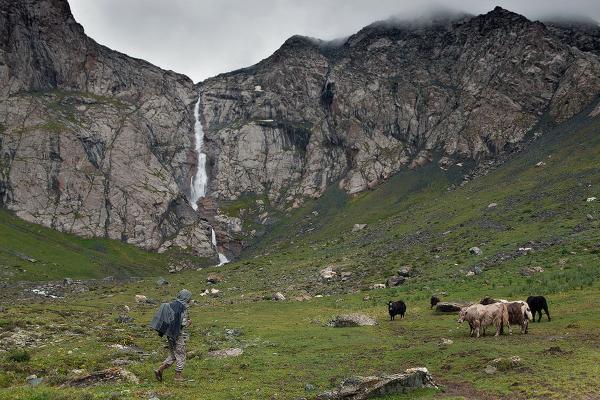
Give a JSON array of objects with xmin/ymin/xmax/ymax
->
[{"xmin": 1, "ymin": 111, "xmax": 600, "ymax": 399}]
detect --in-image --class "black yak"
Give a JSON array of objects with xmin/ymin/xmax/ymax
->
[
  {"xmin": 388, "ymin": 300, "xmax": 406, "ymax": 320},
  {"xmin": 527, "ymin": 296, "xmax": 551, "ymax": 322}
]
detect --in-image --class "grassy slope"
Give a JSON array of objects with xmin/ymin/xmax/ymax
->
[
  {"xmin": 0, "ymin": 112, "xmax": 600, "ymax": 399},
  {"xmin": 0, "ymin": 209, "xmax": 169, "ymax": 282}
]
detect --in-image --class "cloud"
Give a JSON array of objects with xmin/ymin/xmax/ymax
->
[{"xmin": 68, "ymin": 0, "xmax": 600, "ymax": 82}]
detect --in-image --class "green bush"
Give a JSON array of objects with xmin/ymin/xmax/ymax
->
[{"xmin": 6, "ymin": 349, "xmax": 30, "ymax": 363}]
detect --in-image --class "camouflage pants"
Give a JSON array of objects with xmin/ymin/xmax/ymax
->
[{"xmin": 163, "ymin": 333, "xmax": 187, "ymax": 372}]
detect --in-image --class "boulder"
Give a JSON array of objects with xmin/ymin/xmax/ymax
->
[
  {"xmin": 316, "ymin": 367, "xmax": 437, "ymax": 400},
  {"xmin": 386, "ymin": 276, "xmax": 406, "ymax": 287},
  {"xmin": 352, "ymin": 224, "xmax": 367, "ymax": 232},
  {"xmin": 469, "ymin": 247, "xmax": 482, "ymax": 256},
  {"xmin": 134, "ymin": 295, "xmax": 147, "ymax": 303},
  {"xmin": 397, "ymin": 266, "xmax": 413, "ymax": 277},
  {"xmin": 207, "ymin": 348, "xmax": 243, "ymax": 358},
  {"xmin": 328, "ymin": 314, "xmax": 377, "ymax": 327},
  {"xmin": 435, "ymin": 302, "xmax": 470, "ymax": 313},
  {"xmin": 63, "ymin": 368, "xmax": 139, "ymax": 387},
  {"xmin": 272, "ymin": 292, "xmax": 286, "ymax": 301},
  {"xmin": 320, "ymin": 266, "xmax": 337, "ymax": 280},
  {"xmin": 206, "ymin": 273, "xmax": 224, "ymax": 284},
  {"xmin": 156, "ymin": 277, "xmax": 169, "ymax": 286}
]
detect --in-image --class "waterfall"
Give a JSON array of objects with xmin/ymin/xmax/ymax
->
[
  {"xmin": 190, "ymin": 97, "xmax": 208, "ymax": 211},
  {"xmin": 211, "ymin": 228, "xmax": 230, "ymax": 267},
  {"xmin": 190, "ymin": 95, "xmax": 230, "ymax": 266}
]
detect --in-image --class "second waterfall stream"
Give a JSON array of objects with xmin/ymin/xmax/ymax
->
[{"xmin": 190, "ymin": 97, "xmax": 230, "ymax": 266}]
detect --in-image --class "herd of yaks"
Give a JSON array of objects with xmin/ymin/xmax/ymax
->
[{"xmin": 387, "ymin": 295, "xmax": 551, "ymax": 338}]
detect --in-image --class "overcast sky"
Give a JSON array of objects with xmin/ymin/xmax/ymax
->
[{"xmin": 68, "ymin": 0, "xmax": 600, "ymax": 83}]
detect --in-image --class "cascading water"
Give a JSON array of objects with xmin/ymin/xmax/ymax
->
[
  {"xmin": 190, "ymin": 98, "xmax": 208, "ymax": 210},
  {"xmin": 211, "ymin": 228, "xmax": 230, "ymax": 266},
  {"xmin": 190, "ymin": 96, "xmax": 230, "ymax": 266}
]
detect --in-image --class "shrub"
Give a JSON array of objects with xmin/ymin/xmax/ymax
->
[{"xmin": 6, "ymin": 349, "xmax": 30, "ymax": 362}]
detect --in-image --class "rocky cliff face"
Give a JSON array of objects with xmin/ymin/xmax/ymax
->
[
  {"xmin": 0, "ymin": 0, "xmax": 219, "ymax": 259},
  {"xmin": 2, "ymin": 2, "xmax": 600, "ymax": 259},
  {"xmin": 199, "ymin": 7, "xmax": 600, "ymax": 204}
]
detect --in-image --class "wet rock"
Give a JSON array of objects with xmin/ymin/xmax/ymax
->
[
  {"xmin": 207, "ymin": 348, "xmax": 243, "ymax": 358},
  {"xmin": 352, "ymin": 224, "xmax": 367, "ymax": 232},
  {"xmin": 385, "ymin": 276, "xmax": 406, "ymax": 287},
  {"xmin": 328, "ymin": 314, "xmax": 377, "ymax": 327},
  {"xmin": 316, "ymin": 367, "xmax": 437, "ymax": 399},
  {"xmin": 469, "ymin": 247, "xmax": 482, "ymax": 256}
]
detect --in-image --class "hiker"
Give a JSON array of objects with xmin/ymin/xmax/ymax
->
[{"xmin": 151, "ymin": 289, "xmax": 192, "ymax": 382}]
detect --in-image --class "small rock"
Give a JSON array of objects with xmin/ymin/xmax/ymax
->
[
  {"xmin": 466, "ymin": 271, "xmax": 475, "ymax": 277},
  {"xmin": 272, "ymin": 292, "xmax": 286, "ymax": 301},
  {"xmin": 206, "ymin": 274, "xmax": 224, "ymax": 284},
  {"xmin": 63, "ymin": 278, "xmax": 73, "ymax": 285},
  {"xmin": 115, "ymin": 315, "xmax": 134, "ymax": 324},
  {"xmin": 386, "ymin": 276, "xmax": 406, "ymax": 287},
  {"xmin": 319, "ymin": 266, "xmax": 337, "ymax": 280},
  {"xmin": 0, "ymin": 306, "xmax": 6, "ymax": 313},
  {"xmin": 371, "ymin": 283, "xmax": 386, "ymax": 290},
  {"xmin": 438, "ymin": 338, "xmax": 453, "ymax": 348},
  {"xmin": 328, "ymin": 314, "xmax": 377, "ymax": 327},
  {"xmin": 134, "ymin": 294, "xmax": 147, "ymax": 303},
  {"xmin": 520, "ymin": 266, "xmax": 544, "ymax": 277},
  {"xmin": 484, "ymin": 365, "xmax": 497, "ymax": 375},
  {"xmin": 352, "ymin": 224, "xmax": 367, "ymax": 232},
  {"xmin": 26, "ymin": 375, "xmax": 43, "ymax": 386},
  {"xmin": 587, "ymin": 214, "xmax": 594, "ymax": 220},
  {"xmin": 586, "ymin": 197, "xmax": 597, "ymax": 202},
  {"xmin": 469, "ymin": 247, "xmax": 482, "ymax": 256},
  {"xmin": 340, "ymin": 271, "xmax": 353, "ymax": 281},
  {"xmin": 397, "ymin": 266, "xmax": 413, "ymax": 277},
  {"xmin": 362, "ymin": 295, "xmax": 370, "ymax": 301},
  {"xmin": 535, "ymin": 161, "xmax": 546, "ymax": 167},
  {"xmin": 209, "ymin": 288, "xmax": 220, "ymax": 295},
  {"xmin": 305, "ymin": 383, "xmax": 315, "ymax": 392},
  {"xmin": 156, "ymin": 277, "xmax": 169, "ymax": 286},
  {"xmin": 487, "ymin": 203, "xmax": 498, "ymax": 208},
  {"xmin": 207, "ymin": 348, "xmax": 243, "ymax": 358}
]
